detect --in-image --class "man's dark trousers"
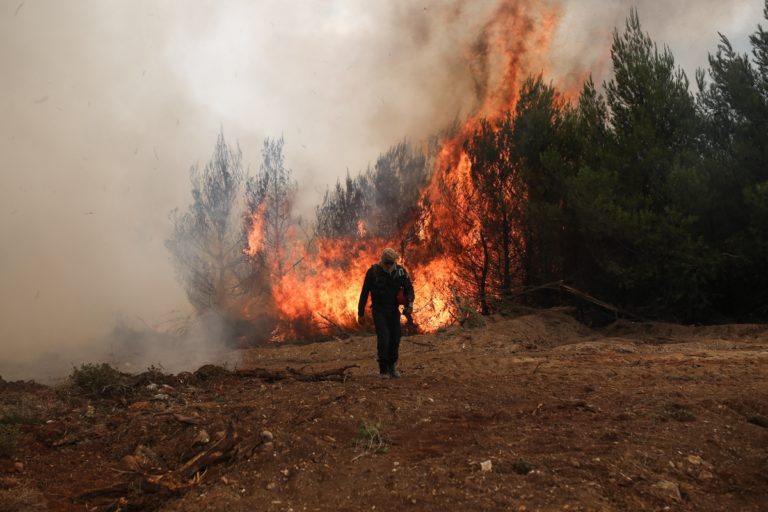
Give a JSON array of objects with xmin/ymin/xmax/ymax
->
[{"xmin": 372, "ymin": 309, "xmax": 401, "ymax": 373}]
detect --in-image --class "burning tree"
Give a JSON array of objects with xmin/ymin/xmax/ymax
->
[
  {"xmin": 315, "ymin": 171, "xmax": 370, "ymax": 239},
  {"xmin": 425, "ymin": 79, "xmax": 562, "ymax": 315},
  {"xmin": 465, "ymin": 114, "xmax": 525, "ymax": 304},
  {"xmin": 165, "ymin": 132, "xmax": 277, "ymax": 342},
  {"xmin": 435, "ymin": 155, "xmax": 495, "ymax": 315},
  {"xmin": 245, "ymin": 137, "xmax": 299, "ymax": 282},
  {"xmin": 315, "ymin": 140, "xmax": 428, "ymax": 246},
  {"xmin": 367, "ymin": 141, "xmax": 428, "ymax": 242}
]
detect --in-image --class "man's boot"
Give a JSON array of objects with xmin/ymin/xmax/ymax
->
[
  {"xmin": 379, "ymin": 362, "xmax": 391, "ymax": 379},
  {"xmin": 389, "ymin": 364, "xmax": 401, "ymax": 379}
]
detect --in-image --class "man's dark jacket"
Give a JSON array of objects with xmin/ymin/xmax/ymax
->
[{"xmin": 358, "ymin": 263, "xmax": 415, "ymax": 316}]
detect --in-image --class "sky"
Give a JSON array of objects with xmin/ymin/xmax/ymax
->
[{"xmin": 0, "ymin": 0, "xmax": 764, "ymax": 373}]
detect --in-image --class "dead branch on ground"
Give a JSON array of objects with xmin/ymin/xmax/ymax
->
[{"xmin": 75, "ymin": 421, "xmax": 240, "ymax": 509}]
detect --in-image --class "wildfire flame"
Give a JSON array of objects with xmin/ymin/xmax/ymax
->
[
  {"xmin": 245, "ymin": 203, "xmax": 266, "ymax": 257},
  {"xmin": 244, "ymin": 1, "xmax": 563, "ymax": 340}
]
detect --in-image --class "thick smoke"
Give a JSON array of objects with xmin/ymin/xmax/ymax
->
[
  {"xmin": 0, "ymin": 0, "xmax": 762, "ymax": 381},
  {"xmin": 550, "ymin": 0, "xmax": 761, "ymax": 88}
]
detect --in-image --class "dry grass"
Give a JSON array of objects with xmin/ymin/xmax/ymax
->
[{"xmin": 353, "ymin": 420, "xmax": 388, "ymax": 458}]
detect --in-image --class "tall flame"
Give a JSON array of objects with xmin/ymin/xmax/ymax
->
[{"xmin": 245, "ymin": 203, "xmax": 266, "ymax": 257}]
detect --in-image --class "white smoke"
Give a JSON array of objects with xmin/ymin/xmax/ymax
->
[{"xmin": 0, "ymin": 0, "xmax": 763, "ymax": 380}]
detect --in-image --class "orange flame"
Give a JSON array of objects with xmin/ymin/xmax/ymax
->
[{"xmin": 245, "ymin": 203, "xmax": 266, "ymax": 257}]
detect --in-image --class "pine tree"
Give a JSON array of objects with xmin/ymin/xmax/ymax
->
[
  {"xmin": 245, "ymin": 137, "xmax": 298, "ymax": 281},
  {"xmin": 166, "ymin": 131, "xmax": 256, "ymax": 315}
]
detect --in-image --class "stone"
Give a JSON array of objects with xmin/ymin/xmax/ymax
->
[
  {"xmin": 650, "ymin": 480, "xmax": 682, "ymax": 502},
  {"xmin": 13, "ymin": 462, "xmax": 24, "ymax": 472},
  {"xmin": 260, "ymin": 430, "xmax": 274, "ymax": 442},
  {"xmin": 192, "ymin": 429, "xmax": 210, "ymax": 446},
  {"xmin": 480, "ymin": 460, "xmax": 493, "ymax": 472}
]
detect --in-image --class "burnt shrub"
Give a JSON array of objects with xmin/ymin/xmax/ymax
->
[{"xmin": 69, "ymin": 363, "xmax": 129, "ymax": 398}]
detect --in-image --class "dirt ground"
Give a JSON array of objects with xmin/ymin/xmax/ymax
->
[{"xmin": 1, "ymin": 309, "xmax": 768, "ymax": 511}]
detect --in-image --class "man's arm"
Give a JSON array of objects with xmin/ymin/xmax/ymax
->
[{"xmin": 357, "ymin": 268, "xmax": 373, "ymax": 318}]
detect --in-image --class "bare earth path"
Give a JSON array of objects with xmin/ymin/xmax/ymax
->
[{"xmin": 2, "ymin": 310, "xmax": 767, "ymax": 511}]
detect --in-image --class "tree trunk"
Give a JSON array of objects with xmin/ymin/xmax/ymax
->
[{"xmin": 478, "ymin": 232, "xmax": 491, "ymax": 315}]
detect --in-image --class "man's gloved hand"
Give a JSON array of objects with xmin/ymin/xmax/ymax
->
[
  {"xmin": 357, "ymin": 314, "xmax": 364, "ymax": 325},
  {"xmin": 403, "ymin": 304, "xmax": 413, "ymax": 316}
]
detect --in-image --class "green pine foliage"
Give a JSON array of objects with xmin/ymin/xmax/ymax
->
[{"xmin": 459, "ymin": 5, "xmax": 768, "ymax": 322}]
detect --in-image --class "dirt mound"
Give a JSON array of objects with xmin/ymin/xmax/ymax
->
[
  {"xmin": 2, "ymin": 309, "xmax": 768, "ymax": 511},
  {"xmin": 473, "ymin": 309, "xmax": 594, "ymax": 349}
]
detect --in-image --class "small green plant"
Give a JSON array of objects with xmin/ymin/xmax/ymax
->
[
  {"xmin": 0, "ymin": 424, "xmax": 20, "ymax": 458},
  {"xmin": 354, "ymin": 420, "xmax": 387, "ymax": 455},
  {"xmin": 70, "ymin": 363, "xmax": 128, "ymax": 398}
]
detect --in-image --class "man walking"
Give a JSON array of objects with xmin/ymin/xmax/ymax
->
[{"xmin": 357, "ymin": 248, "xmax": 415, "ymax": 378}]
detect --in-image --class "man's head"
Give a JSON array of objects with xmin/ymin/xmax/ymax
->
[{"xmin": 380, "ymin": 248, "xmax": 398, "ymax": 270}]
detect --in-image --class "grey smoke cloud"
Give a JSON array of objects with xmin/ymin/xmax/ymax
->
[{"xmin": 0, "ymin": 0, "xmax": 763, "ymax": 377}]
